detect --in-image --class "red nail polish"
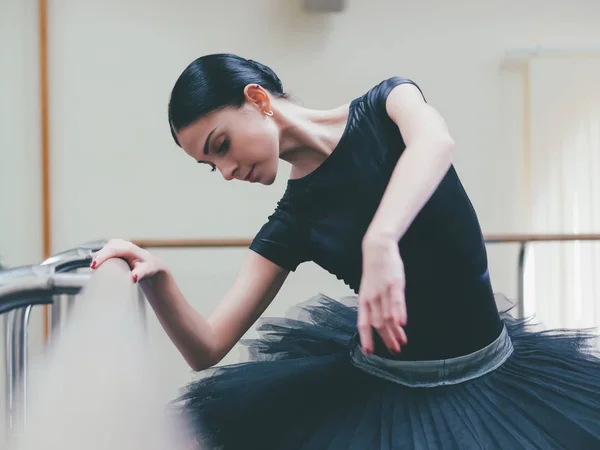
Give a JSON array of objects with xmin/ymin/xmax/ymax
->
[
  {"xmin": 132, "ymin": 274, "xmax": 138, "ymax": 283},
  {"xmin": 90, "ymin": 261, "xmax": 96, "ymax": 269}
]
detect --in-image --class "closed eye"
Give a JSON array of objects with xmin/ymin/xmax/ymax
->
[{"xmin": 217, "ymin": 137, "xmax": 230, "ymax": 155}]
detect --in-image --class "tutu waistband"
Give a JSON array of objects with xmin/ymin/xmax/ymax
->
[{"xmin": 349, "ymin": 325, "xmax": 513, "ymax": 388}]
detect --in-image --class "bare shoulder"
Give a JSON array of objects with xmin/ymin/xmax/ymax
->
[
  {"xmin": 384, "ymin": 83, "xmax": 453, "ymax": 145},
  {"xmin": 385, "ymin": 83, "xmax": 428, "ymax": 119}
]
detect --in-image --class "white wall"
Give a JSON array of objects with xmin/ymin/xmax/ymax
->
[
  {"xmin": 2, "ymin": 0, "xmax": 600, "ymax": 430},
  {"xmin": 1, "ymin": 0, "xmax": 44, "ymax": 435}
]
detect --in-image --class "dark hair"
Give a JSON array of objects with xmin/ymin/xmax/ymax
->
[{"xmin": 168, "ymin": 53, "xmax": 286, "ymax": 146}]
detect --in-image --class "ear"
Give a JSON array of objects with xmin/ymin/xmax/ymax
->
[{"xmin": 243, "ymin": 84, "xmax": 272, "ymax": 115}]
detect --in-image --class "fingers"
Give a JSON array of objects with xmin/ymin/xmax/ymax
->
[
  {"xmin": 389, "ymin": 281, "xmax": 408, "ymax": 346},
  {"xmin": 380, "ymin": 288, "xmax": 403, "ymax": 353},
  {"xmin": 359, "ymin": 294, "xmax": 401, "ymax": 355},
  {"xmin": 91, "ymin": 239, "xmax": 141, "ymax": 269},
  {"xmin": 395, "ymin": 326, "xmax": 408, "ymax": 347},
  {"xmin": 369, "ymin": 290, "xmax": 394, "ymax": 354},
  {"xmin": 389, "ymin": 278, "xmax": 407, "ymax": 327},
  {"xmin": 357, "ymin": 299, "xmax": 374, "ymax": 354},
  {"xmin": 130, "ymin": 262, "xmax": 152, "ymax": 283},
  {"xmin": 359, "ymin": 282, "xmax": 408, "ymax": 355}
]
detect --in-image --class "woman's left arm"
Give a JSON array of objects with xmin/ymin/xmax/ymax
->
[
  {"xmin": 366, "ymin": 83, "xmax": 455, "ymax": 243},
  {"xmin": 358, "ymin": 83, "xmax": 455, "ymax": 355}
]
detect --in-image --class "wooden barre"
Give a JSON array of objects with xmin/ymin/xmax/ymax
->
[
  {"xmin": 132, "ymin": 233, "xmax": 600, "ymax": 249},
  {"xmin": 484, "ymin": 233, "xmax": 600, "ymax": 244},
  {"xmin": 133, "ymin": 238, "xmax": 252, "ymax": 248}
]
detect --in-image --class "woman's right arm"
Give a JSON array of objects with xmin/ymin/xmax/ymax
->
[{"xmin": 91, "ymin": 240, "xmax": 289, "ymax": 371}]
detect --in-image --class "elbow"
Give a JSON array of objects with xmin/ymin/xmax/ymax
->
[
  {"xmin": 186, "ymin": 344, "xmax": 223, "ymax": 372},
  {"xmin": 425, "ymin": 133, "xmax": 455, "ymax": 166},
  {"xmin": 414, "ymin": 132, "xmax": 455, "ymax": 161},
  {"xmin": 188, "ymin": 358, "xmax": 209, "ymax": 372},
  {"xmin": 437, "ymin": 133, "xmax": 455, "ymax": 159},
  {"xmin": 187, "ymin": 352, "xmax": 220, "ymax": 372},
  {"xmin": 188, "ymin": 361, "xmax": 211, "ymax": 372}
]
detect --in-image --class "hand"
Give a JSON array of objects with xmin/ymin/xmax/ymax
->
[
  {"xmin": 357, "ymin": 233, "xmax": 408, "ymax": 355},
  {"xmin": 91, "ymin": 239, "xmax": 165, "ymax": 283}
]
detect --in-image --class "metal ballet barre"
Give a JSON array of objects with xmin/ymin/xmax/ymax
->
[
  {"xmin": 40, "ymin": 240, "xmax": 107, "ymax": 335},
  {"xmin": 1, "ymin": 264, "xmax": 91, "ymax": 431},
  {"xmin": 2, "ymin": 240, "xmax": 147, "ymax": 433}
]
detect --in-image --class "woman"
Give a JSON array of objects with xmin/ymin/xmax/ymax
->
[{"xmin": 92, "ymin": 53, "xmax": 600, "ymax": 449}]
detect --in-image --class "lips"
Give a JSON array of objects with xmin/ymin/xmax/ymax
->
[{"xmin": 245, "ymin": 165, "xmax": 256, "ymax": 182}]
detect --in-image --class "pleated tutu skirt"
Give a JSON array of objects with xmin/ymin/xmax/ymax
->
[{"xmin": 176, "ymin": 295, "xmax": 600, "ymax": 450}]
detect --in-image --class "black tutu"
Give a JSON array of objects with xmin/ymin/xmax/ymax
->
[{"xmin": 176, "ymin": 295, "xmax": 600, "ymax": 450}]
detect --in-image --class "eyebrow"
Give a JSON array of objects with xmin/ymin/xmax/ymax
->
[{"xmin": 203, "ymin": 128, "xmax": 216, "ymax": 155}]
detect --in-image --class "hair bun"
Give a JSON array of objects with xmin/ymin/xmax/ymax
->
[{"xmin": 247, "ymin": 59, "xmax": 284, "ymax": 93}]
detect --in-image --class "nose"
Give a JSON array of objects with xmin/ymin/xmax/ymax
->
[{"xmin": 220, "ymin": 163, "xmax": 239, "ymax": 181}]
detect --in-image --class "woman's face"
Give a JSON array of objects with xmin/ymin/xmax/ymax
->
[{"xmin": 175, "ymin": 86, "xmax": 281, "ymax": 185}]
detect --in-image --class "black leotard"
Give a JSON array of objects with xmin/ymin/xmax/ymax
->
[{"xmin": 250, "ymin": 77, "xmax": 503, "ymax": 361}]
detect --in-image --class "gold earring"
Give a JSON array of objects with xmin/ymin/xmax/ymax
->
[{"xmin": 264, "ymin": 110, "xmax": 273, "ymax": 116}]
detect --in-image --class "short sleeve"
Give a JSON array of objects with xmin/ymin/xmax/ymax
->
[
  {"xmin": 249, "ymin": 209, "xmax": 308, "ymax": 272},
  {"xmin": 367, "ymin": 76, "xmax": 427, "ymax": 117}
]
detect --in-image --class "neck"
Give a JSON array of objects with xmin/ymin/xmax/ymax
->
[{"xmin": 271, "ymin": 98, "xmax": 350, "ymax": 177}]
